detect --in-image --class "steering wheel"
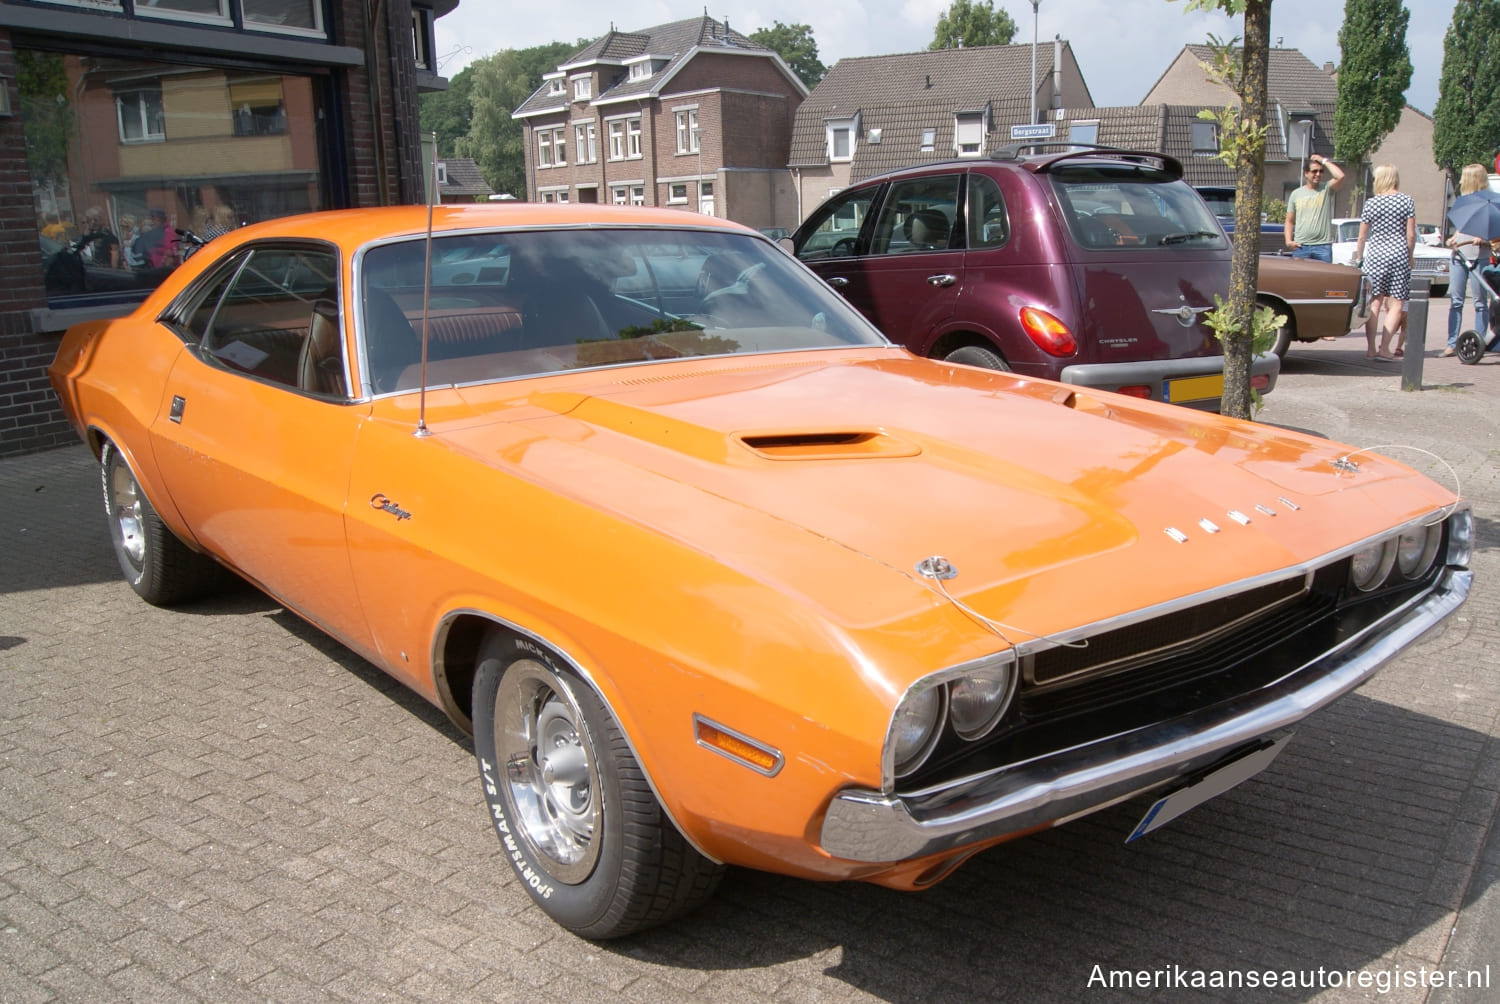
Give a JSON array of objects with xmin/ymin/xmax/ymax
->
[{"xmin": 831, "ymin": 238, "xmax": 856, "ymax": 256}]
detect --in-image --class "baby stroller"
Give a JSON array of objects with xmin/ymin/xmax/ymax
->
[{"xmin": 1454, "ymin": 256, "xmax": 1500, "ymax": 364}]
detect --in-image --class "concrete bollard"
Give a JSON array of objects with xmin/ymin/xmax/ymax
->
[{"xmin": 1402, "ymin": 277, "xmax": 1430, "ymax": 392}]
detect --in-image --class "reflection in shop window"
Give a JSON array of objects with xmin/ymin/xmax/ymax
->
[{"xmin": 18, "ymin": 49, "xmax": 327, "ymax": 311}]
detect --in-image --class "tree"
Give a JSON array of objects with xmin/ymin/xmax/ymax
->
[
  {"xmin": 929, "ymin": 0, "xmax": 1017, "ymax": 50},
  {"xmin": 1433, "ymin": 0, "xmax": 1500, "ymax": 177},
  {"xmin": 1178, "ymin": 0, "xmax": 1275, "ymax": 421},
  {"xmin": 750, "ymin": 22, "xmax": 826, "ymax": 88},
  {"xmin": 419, "ymin": 64, "xmax": 476, "ymax": 159},
  {"xmin": 461, "ymin": 42, "xmax": 578, "ymax": 199},
  {"xmin": 1333, "ymin": 0, "xmax": 1412, "ymax": 194},
  {"xmin": 17, "ymin": 51, "xmax": 73, "ymax": 183}
]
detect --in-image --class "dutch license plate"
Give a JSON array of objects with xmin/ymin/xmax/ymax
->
[
  {"xmin": 1163, "ymin": 372, "xmax": 1224, "ymax": 403},
  {"xmin": 1126, "ymin": 735, "xmax": 1292, "ymax": 842}
]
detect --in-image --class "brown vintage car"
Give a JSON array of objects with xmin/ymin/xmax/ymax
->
[{"xmin": 1256, "ymin": 254, "xmax": 1364, "ymax": 357}]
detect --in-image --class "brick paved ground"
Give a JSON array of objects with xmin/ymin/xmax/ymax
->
[{"xmin": 1, "ymin": 298, "xmax": 1497, "ymax": 1002}]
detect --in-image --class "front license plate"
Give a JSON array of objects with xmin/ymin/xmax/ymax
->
[
  {"xmin": 1126, "ymin": 735, "xmax": 1292, "ymax": 842},
  {"xmin": 1163, "ymin": 372, "xmax": 1224, "ymax": 403}
]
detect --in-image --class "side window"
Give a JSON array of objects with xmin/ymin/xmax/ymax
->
[
  {"xmin": 197, "ymin": 246, "xmax": 343, "ymax": 395},
  {"xmin": 967, "ymin": 174, "xmax": 1010, "ymax": 249},
  {"xmin": 796, "ymin": 186, "xmax": 878, "ymax": 262},
  {"xmin": 870, "ymin": 175, "xmax": 960, "ymax": 256}
]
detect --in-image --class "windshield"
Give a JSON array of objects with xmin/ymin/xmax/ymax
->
[
  {"xmin": 356, "ymin": 228, "xmax": 885, "ymax": 394},
  {"xmin": 1052, "ymin": 166, "xmax": 1227, "ymax": 250}
]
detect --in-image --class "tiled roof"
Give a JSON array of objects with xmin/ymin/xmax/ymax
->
[
  {"xmin": 788, "ymin": 43, "xmax": 1073, "ymax": 176},
  {"xmin": 1175, "ymin": 45, "xmax": 1336, "ymax": 164},
  {"xmin": 438, "ymin": 157, "xmax": 492, "ymax": 198},
  {"xmin": 513, "ymin": 16, "xmax": 776, "ymax": 118}
]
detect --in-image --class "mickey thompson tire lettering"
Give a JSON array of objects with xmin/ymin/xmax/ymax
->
[{"xmin": 470, "ymin": 630, "xmax": 723, "ymax": 939}]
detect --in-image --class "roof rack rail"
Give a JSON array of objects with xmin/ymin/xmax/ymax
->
[{"xmin": 991, "ymin": 143, "xmax": 1184, "ymax": 179}]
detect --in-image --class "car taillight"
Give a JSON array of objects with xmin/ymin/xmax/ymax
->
[
  {"xmin": 1115, "ymin": 385, "xmax": 1152, "ymax": 399},
  {"xmin": 1251, "ymin": 374, "xmax": 1270, "ymax": 391},
  {"xmin": 1018, "ymin": 307, "xmax": 1077, "ymax": 357}
]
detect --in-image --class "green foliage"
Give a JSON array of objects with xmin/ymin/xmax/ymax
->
[
  {"xmin": 1194, "ymin": 36, "xmax": 1271, "ymax": 169},
  {"xmin": 1262, "ymin": 196, "xmax": 1286, "ymax": 221},
  {"xmin": 749, "ymin": 22, "xmax": 827, "ymax": 88},
  {"xmin": 929, "ymin": 0, "xmax": 1017, "ymax": 50},
  {"xmin": 1433, "ymin": 0, "xmax": 1500, "ymax": 175},
  {"xmin": 461, "ymin": 41, "xmax": 578, "ymax": 199},
  {"xmin": 1202, "ymin": 297, "xmax": 1282, "ymax": 412},
  {"xmin": 1333, "ymin": 0, "xmax": 1412, "ymax": 166},
  {"xmin": 419, "ymin": 64, "xmax": 475, "ymax": 159},
  {"xmin": 17, "ymin": 50, "xmax": 73, "ymax": 183}
]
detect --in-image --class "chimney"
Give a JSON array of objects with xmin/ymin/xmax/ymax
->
[{"xmin": 1323, "ymin": 61, "xmax": 1335, "ymax": 74}]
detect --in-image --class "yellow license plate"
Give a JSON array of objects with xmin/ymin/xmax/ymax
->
[{"xmin": 1164, "ymin": 373, "xmax": 1224, "ymax": 403}]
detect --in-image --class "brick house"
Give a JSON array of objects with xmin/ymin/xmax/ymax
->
[
  {"xmin": 1143, "ymin": 45, "xmax": 1446, "ymax": 226},
  {"xmin": 787, "ymin": 40, "xmax": 1094, "ymax": 219},
  {"xmin": 0, "ymin": 0, "xmax": 455, "ymax": 455},
  {"xmin": 511, "ymin": 16, "xmax": 806, "ymax": 229}
]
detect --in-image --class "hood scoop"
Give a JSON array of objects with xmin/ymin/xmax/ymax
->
[{"xmin": 737, "ymin": 430, "xmax": 921, "ymax": 461}]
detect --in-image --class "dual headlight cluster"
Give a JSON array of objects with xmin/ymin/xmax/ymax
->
[
  {"xmin": 1348, "ymin": 518, "xmax": 1452, "ymax": 593},
  {"xmin": 888, "ymin": 655, "xmax": 1018, "ymax": 779}
]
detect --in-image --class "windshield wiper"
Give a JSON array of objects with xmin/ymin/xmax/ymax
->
[{"xmin": 1160, "ymin": 231, "xmax": 1222, "ymax": 245}]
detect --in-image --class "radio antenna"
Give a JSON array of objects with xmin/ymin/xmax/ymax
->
[{"xmin": 415, "ymin": 132, "xmax": 438, "ymax": 438}]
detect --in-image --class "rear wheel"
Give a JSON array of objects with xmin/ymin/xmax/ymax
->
[
  {"xmin": 943, "ymin": 344, "xmax": 1011, "ymax": 371},
  {"xmin": 1456, "ymin": 329, "xmax": 1485, "ymax": 365},
  {"xmin": 472, "ymin": 632, "xmax": 722, "ymax": 938},
  {"xmin": 1259, "ymin": 298, "xmax": 1294, "ymax": 358},
  {"xmin": 100, "ymin": 441, "xmax": 222, "ymax": 605}
]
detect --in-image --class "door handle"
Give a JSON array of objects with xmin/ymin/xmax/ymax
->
[
  {"xmin": 927, "ymin": 274, "xmax": 957, "ymax": 287},
  {"xmin": 169, "ymin": 395, "xmax": 186, "ymax": 424},
  {"xmin": 826, "ymin": 276, "xmax": 849, "ymax": 288}
]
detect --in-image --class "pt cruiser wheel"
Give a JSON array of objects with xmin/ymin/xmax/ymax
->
[
  {"xmin": 100, "ymin": 441, "xmax": 222, "ymax": 606},
  {"xmin": 471, "ymin": 632, "xmax": 722, "ymax": 938}
]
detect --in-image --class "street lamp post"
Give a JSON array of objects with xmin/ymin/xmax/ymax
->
[
  {"xmin": 693, "ymin": 126, "xmax": 707, "ymax": 215},
  {"xmin": 1030, "ymin": 0, "xmax": 1040, "ymax": 125}
]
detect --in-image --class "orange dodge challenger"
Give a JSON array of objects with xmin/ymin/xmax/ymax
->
[{"xmin": 49, "ymin": 204, "xmax": 1471, "ymax": 939}]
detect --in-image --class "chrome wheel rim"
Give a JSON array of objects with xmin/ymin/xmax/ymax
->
[
  {"xmin": 106, "ymin": 452, "xmax": 146, "ymax": 571},
  {"xmin": 493, "ymin": 659, "xmax": 602, "ymax": 884}
]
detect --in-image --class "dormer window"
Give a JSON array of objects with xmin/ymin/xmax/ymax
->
[
  {"xmin": 954, "ymin": 111, "xmax": 986, "ymax": 156},
  {"xmin": 630, "ymin": 62, "xmax": 652, "ymax": 80},
  {"xmin": 547, "ymin": 76, "xmax": 565, "ymax": 96},
  {"xmin": 826, "ymin": 115, "xmax": 858, "ymax": 163},
  {"xmin": 572, "ymin": 75, "xmax": 591, "ymax": 101}
]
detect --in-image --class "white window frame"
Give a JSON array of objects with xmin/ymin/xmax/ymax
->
[
  {"xmin": 537, "ymin": 129, "xmax": 553, "ymax": 168},
  {"xmin": 954, "ymin": 111, "xmax": 986, "ymax": 157},
  {"xmin": 572, "ymin": 75, "xmax": 591, "ymax": 101},
  {"xmin": 629, "ymin": 61, "xmax": 652, "ymax": 81},
  {"xmin": 411, "ymin": 8, "xmax": 431, "ymax": 70},
  {"xmin": 575, "ymin": 121, "xmax": 597, "ymax": 164},
  {"xmin": 607, "ymin": 119, "xmax": 626, "ymax": 161},
  {"xmin": 539, "ymin": 185, "xmax": 569, "ymax": 203},
  {"xmin": 242, "ymin": 0, "xmax": 324, "ymax": 36},
  {"xmin": 1068, "ymin": 120, "xmax": 1099, "ymax": 147},
  {"xmin": 668, "ymin": 182, "xmax": 689, "ymax": 204},
  {"xmin": 435, "ymin": 162, "xmax": 447, "ymax": 185},
  {"xmin": 550, "ymin": 126, "xmax": 566, "ymax": 166},
  {"xmin": 827, "ymin": 117, "xmax": 856, "ymax": 163},
  {"xmin": 675, "ymin": 107, "xmax": 700, "ymax": 154},
  {"xmin": 547, "ymin": 76, "xmax": 565, "ymax": 96},
  {"xmin": 698, "ymin": 180, "xmax": 714, "ymax": 216},
  {"xmin": 626, "ymin": 116, "xmax": 642, "ymax": 159},
  {"xmin": 920, "ymin": 128, "xmax": 936, "ymax": 153},
  {"xmin": 117, "ymin": 87, "xmax": 166, "ymax": 144}
]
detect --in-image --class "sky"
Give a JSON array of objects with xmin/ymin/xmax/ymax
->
[{"xmin": 433, "ymin": 0, "xmax": 1456, "ymax": 117}]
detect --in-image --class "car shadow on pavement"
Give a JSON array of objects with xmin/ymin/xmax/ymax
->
[{"xmin": 608, "ymin": 691, "xmax": 1496, "ymax": 1003}]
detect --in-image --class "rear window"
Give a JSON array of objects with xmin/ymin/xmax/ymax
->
[{"xmin": 1053, "ymin": 166, "xmax": 1226, "ymax": 250}]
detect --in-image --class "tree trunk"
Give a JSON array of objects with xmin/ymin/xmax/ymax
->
[{"xmin": 1224, "ymin": 0, "xmax": 1272, "ymax": 420}]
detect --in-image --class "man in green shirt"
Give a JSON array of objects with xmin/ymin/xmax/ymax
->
[{"xmin": 1283, "ymin": 154, "xmax": 1345, "ymax": 262}]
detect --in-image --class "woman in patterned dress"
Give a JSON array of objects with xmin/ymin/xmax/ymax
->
[{"xmin": 1353, "ymin": 164, "xmax": 1416, "ymax": 361}]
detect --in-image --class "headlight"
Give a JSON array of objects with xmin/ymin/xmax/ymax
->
[
  {"xmin": 948, "ymin": 662, "xmax": 1017, "ymax": 741},
  {"xmin": 1447, "ymin": 509, "xmax": 1473, "ymax": 567},
  {"xmin": 1395, "ymin": 523, "xmax": 1442, "ymax": 578},
  {"xmin": 1349, "ymin": 538, "xmax": 1395, "ymax": 591},
  {"xmin": 890, "ymin": 685, "xmax": 946, "ymax": 778}
]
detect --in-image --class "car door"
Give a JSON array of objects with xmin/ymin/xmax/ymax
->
[
  {"xmin": 796, "ymin": 174, "xmax": 966, "ymax": 350},
  {"xmin": 148, "ymin": 243, "xmax": 377, "ymax": 654}
]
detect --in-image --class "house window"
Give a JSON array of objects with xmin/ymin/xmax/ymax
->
[
  {"xmin": 626, "ymin": 117, "xmax": 642, "ymax": 158},
  {"xmin": 608, "ymin": 120, "xmax": 625, "ymax": 160},
  {"xmin": 827, "ymin": 120, "xmax": 855, "ymax": 162},
  {"xmin": 610, "ymin": 184, "xmax": 645, "ymax": 205},
  {"xmin": 575, "ymin": 122, "xmax": 597, "ymax": 163},
  {"xmin": 537, "ymin": 129, "xmax": 553, "ymax": 167},
  {"xmin": 629, "ymin": 61, "xmax": 652, "ymax": 80},
  {"xmin": 117, "ymin": 87, "xmax": 166, "ymax": 144},
  {"xmin": 920, "ymin": 128, "xmax": 936, "ymax": 153},
  {"xmin": 435, "ymin": 162, "xmax": 447, "ymax": 185},
  {"xmin": 668, "ymin": 183, "xmax": 688, "ymax": 204},
  {"xmin": 540, "ymin": 187, "xmax": 568, "ymax": 203},
  {"xmin": 675, "ymin": 108, "xmax": 700, "ymax": 153},
  {"xmin": 130, "ymin": 0, "xmax": 229, "ymax": 25},
  {"xmin": 1192, "ymin": 121, "xmax": 1219, "ymax": 156},
  {"xmin": 630, "ymin": 185, "xmax": 645, "ymax": 205},
  {"xmin": 1068, "ymin": 121, "xmax": 1099, "ymax": 146},
  {"xmin": 550, "ymin": 127, "xmax": 565, "ymax": 165},
  {"xmin": 242, "ymin": 0, "xmax": 321, "ymax": 34},
  {"xmin": 229, "ymin": 77, "xmax": 286, "ymax": 137},
  {"xmin": 411, "ymin": 8, "xmax": 431, "ymax": 70},
  {"xmin": 572, "ymin": 76, "xmax": 591, "ymax": 101},
  {"xmin": 954, "ymin": 112, "xmax": 985, "ymax": 156},
  {"xmin": 547, "ymin": 77, "xmax": 565, "ymax": 96}
]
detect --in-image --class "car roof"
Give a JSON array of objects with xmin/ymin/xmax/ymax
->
[
  {"xmin": 849, "ymin": 145, "xmax": 1185, "ymax": 188},
  {"xmin": 210, "ymin": 204, "xmax": 758, "ymax": 251}
]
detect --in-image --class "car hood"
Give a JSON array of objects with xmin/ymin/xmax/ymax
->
[{"xmin": 427, "ymin": 349, "xmax": 1453, "ymax": 637}]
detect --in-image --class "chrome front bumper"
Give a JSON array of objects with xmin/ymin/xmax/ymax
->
[{"xmin": 819, "ymin": 565, "xmax": 1470, "ymax": 863}]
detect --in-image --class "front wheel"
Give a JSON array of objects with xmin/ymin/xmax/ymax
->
[
  {"xmin": 943, "ymin": 344, "xmax": 1011, "ymax": 371},
  {"xmin": 100, "ymin": 441, "xmax": 222, "ymax": 605},
  {"xmin": 472, "ymin": 632, "xmax": 722, "ymax": 938},
  {"xmin": 1456, "ymin": 329, "xmax": 1485, "ymax": 365}
]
